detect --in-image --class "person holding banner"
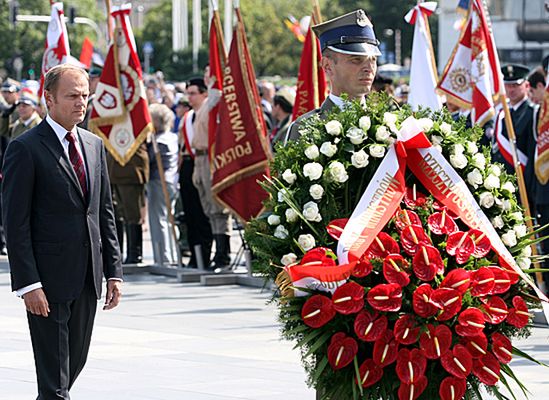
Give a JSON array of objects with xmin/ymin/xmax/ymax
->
[{"xmin": 285, "ymin": 9, "xmax": 381, "ymax": 143}]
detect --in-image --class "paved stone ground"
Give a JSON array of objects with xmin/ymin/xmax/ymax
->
[{"xmin": 1, "ymin": 253, "xmax": 549, "ymax": 399}]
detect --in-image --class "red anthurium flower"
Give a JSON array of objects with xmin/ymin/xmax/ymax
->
[
  {"xmin": 373, "ymin": 330, "xmax": 399, "ymax": 367},
  {"xmin": 460, "ymin": 333, "xmax": 488, "ymax": 359},
  {"xmin": 431, "ymin": 288, "xmax": 462, "ymax": 321},
  {"xmin": 419, "ymin": 324, "xmax": 452, "ymax": 359},
  {"xmin": 441, "ymin": 345, "xmax": 473, "ymax": 379},
  {"xmin": 398, "ymin": 376, "xmax": 428, "ymax": 400},
  {"xmin": 327, "ymin": 332, "xmax": 358, "ymax": 370},
  {"xmin": 394, "ymin": 314, "xmax": 421, "ymax": 345},
  {"xmin": 368, "ymin": 232, "xmax": 400, "ymax": 259},
  {"xmin": 486, "ymin": 266, "xmax": 511, "ymax": 295},
  {"xmin": 326, "ymin": 218, "xmax": 348, "ymax": 241},
  {"xmin": 412, "ymin": 245, "xmax": 444, "ymax": 281},
  {"xmin": 472, "ymin": 353, "xmax": 500, "ymax": 385},
  {"xmin": 332, "ymin": 281, "xmax": 364, "ymax": 315},
  {"xmin": 383, "ymin": 254, "xmax": 410, "ymax": 287},
  {"xmin": 404, "ymin": 185, "xmax": 428, "ymax": 208},
  {"xmin": 507, "ymin": 296, "xmax": 531, "ymax": 328},
  {"xmin": 439, "ymin": 376, "xmax": 467, "ymax": 400},
  {"xmin": 413, "ymin": 284, "xmax": 441, "ymax": 318},
  {"xmin": 455, "ymin": 308, "xmax": 485, "ymax": 337},
  {"xmin": 367, "ymin": 283, "xmax": 403, "ymax": 312},
  {"xmin": 480, "ymin": 296, "xmax": 508, "ymax": 324},
  {"xmin": 469, "ymin": 267, "xmax": 495, "ymax": 297},
  {"xmin": 499, "ymin": 258, "xmax": 520, "ymax": 284},
  {"xmin": 354, "ymin": 310, "xmax": 388, "ymax": 342},
  {"xmin": 491, "ymin": 332, "xmax": 513, "ymax": 364},
  {"xmin": 300, "ymin": 247, "xmax": 337, "ymax": 267},
  {"xmin": 357, "ymin": 358, "xmax": 384, "ymax": 388},
  {"xmin": 428, "ymin": 209, "xmax": 458, "ymax": 235},
  {"xmin": 396, "ymin": 348, "xmax": 427, "ymax": 384},
  {"xmin": 440, "ymin": 269, "xmax": 471, "ymax": 295},
  {"xmin": 446, "ymin": 231, "xmax": 475, "ymax": 264},
  {"xmin": 401, "ymin": 225, "xmax": 432, "ymax": 256},
  {"xmin": 468, "ymin": 229, "xmax": 491, "ymax": 258},
  {"xmin": 301, "ymin": 295, "xmax": 336, "ymax": 328},
  {"xmin": 352, "ymin": 256, "xmax": 374, "ymax": 278},
  {"xmin": 394, "ymin": 208, "xmax": 422, "ymax": 231}
]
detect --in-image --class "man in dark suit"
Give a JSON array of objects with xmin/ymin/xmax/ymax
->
[
  {"xmin": 2, "ymin": 64, "xmax": 123, "ymax": 399},
  {"xmin": 285, "ymin": 10, "xmax": 381, "ymax": 143}
]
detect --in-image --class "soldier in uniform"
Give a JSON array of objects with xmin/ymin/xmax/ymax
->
[
  {"xmin": 0, "ymin": 79, "xmax": 21, "ymax": 138},
  {"xmin": 270, "ymin": 87, "xmax": 296, "ymax": 149},
  {"xmin": 285, "ymin": 9, "xmax": 381, "ymax": 144},
  {"xmin": 9, "ymin": 93, "xmax": 41, "ymax": 140}
]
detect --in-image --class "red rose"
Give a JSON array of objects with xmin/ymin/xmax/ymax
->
[
  {"xmin": 357, "ymin": 358, "xmax": 383, "ymax": 388},
  {"xmin": 394, "ymin": 314, "xmax": 420, "ymax": 345},
  {"xmin": 401, "ymin": 225, "xmax": 432, "ymax": 256},
  {"xmin": 469, "ymin": 267, "xmax": 495, "ymax": 297},
  {"xmin": 440, "ymin": 269, "xmax": 471, "ymax": 294},
  {"xmin": 394, "ymin": 208, "xmax": 422, "ymax": 231},
  {"xmin": 419, "ymin": 324, "xmax": 452, "ymax": 359},
  {"xmin": 412, "ymin": 245, "xmax": 444, "ymax": 281},
  {"xmin": 301, "ymin": 295, "xmax": 336, "ymax": 328},
  {"xmin": 441, "ymin": 345, "xmax": 473, "ymax": 379},
  {"xmin": 460, "ymin": 333, "xmax": 488, "ymax": 359},
  {"xmin": 439, "ymin": 376, "xmax": 467, "ymax": 400},
  {"xmin": 480, "ymin": 296, "xmax": 508, "ymax": 324},
  {"xmin": 413, "ymin": 284, "xmax": 441, "ymax": 318},
  {"xmin": 446, "ymin": 231, "xmax": 475, "ymax": 264},
  {"xmin": 396, "ymin": 348, "xmax": 427, "ymax": 384},
  {"xmin": 373, "ymin": 329, "xmax": 399, "ymax": 367},
  {"xmin": 431, "ymin": 288, "xmax": 462, "ymax": 321},
  {"xmin": 428, "ymin": 209, "xmax": 458, "ymax": 235},
  {"xmin": 354, "ymin": 310, "xmax": 388, "ymax": 342},
  {"xmin": 332, "ymin": 281, "xmax": 364, "ymax": 315},
  {"xmin": 367, "ymin": 283, "xmax": 403, "ymax": 312},
  {"xmin": 398, "ymin": 376, "xmax": 428, "ymax": 400},
  {"xmin": 327, "ymin": 332, "xmax": 358, "ymax": 370},
  {"xmin": 326, "ymin": 218, "xmax": 348, "ymax": 241},
  {"xmin": 506, "ymin": 296, "xmax": 530, "ymax": 328},
  {"xmin": 491, "ymin": 332, "xmax": 513, "ymax": 364},
  {"xmin": 383, "ymin": 254, "xmax": 410, "ymax": 287},
  {"xmin": 472, "ymin": 353, "xmax": 500, "ymax": 385},
  {"xmin": 468, "ymin": 229, "xmax": 491, "ymax": 258}
]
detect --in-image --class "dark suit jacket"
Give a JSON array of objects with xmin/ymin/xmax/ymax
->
[{"xmin": 2, "ymin": 119, "xmax": 123, "ymax": 303}]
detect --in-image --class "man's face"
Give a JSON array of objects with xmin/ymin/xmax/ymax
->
[
  {"xmin": 186, "ymin": 85, "xmax": 206, "ymax": 110},
  {"xmin": 17, "ymin": 103, "xmax": 34, "ymax": 120},
  {"xmin": 528, "ymin": 82, "xmax": 545, "ymax": 105},
  {"xmin": 504, "ymin": 81, "xmax": 528, "ymax": 106},
  {"xmin": 45, "ymin": 70, "xmax": 89, "ymax": 130},
  {"xmin": 322, "ymin": 52, "xmax": 377, "ymax": 99},
  {"xmin": 2, "ymin": 91, "xmax": 18, "ymax": 105}
]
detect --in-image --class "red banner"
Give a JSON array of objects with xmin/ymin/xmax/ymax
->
[
  {"xmin": 211, "ymin": 9, "xmax": 271, "ymax": 223},
  {"xmin": 208, "ymin": 11, "xmax": 226, "ymax": 161}
]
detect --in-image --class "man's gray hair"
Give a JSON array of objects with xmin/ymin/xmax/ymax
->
[
  {"xmin": 44, "ymin": 64, "xmax": 89, "ymax": 94},
  {"xmin": 149, "ymin": 103, "xmax": 175, "ymax": 133}
]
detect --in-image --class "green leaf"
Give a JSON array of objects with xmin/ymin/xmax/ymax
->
[
  {"xmin": 293, "ymin": 327, "xmax": 325, "ymax": 350},
  {"xmin": 303, "ymin": 331, "xmax": 334, "ymax": 358},
  {"xmin": 353, "ymin": 356, "xmax": 364, "ymax": 397},
  {"xmin": 311, "ymin": 355, "xmax": 329, "ymax": 383},
  {"xmin": 512, "ymin": 346, "xmax": 549, "ymax": 367}
]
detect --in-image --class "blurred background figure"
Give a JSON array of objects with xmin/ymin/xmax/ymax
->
[
  {"xmin": 270, "ymin": 87, "xmax": 295, "ymax": 149},
  {"xmin": 9, "ymin": 92, "xmax": 41, "ymax": 140},
  {"xmin": 528, "ymin": 68, "xmax": 546, "ymax": 105}
]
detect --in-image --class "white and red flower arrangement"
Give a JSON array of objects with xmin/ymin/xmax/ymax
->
[{"xmin": 245, "ymin": 93, "xmax": 545, "ymax": 399}]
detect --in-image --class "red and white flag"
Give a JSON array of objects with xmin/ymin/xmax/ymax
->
[
  {"xmin": 405, "ymin": 2, "xmax": 442, "ymax": 111},
  {"xmin": 88, "ymin": 4, "xmax": 152, "ymax": 166},
  {"xmin": 437, "ymin": 0, "xmax": 503, "ymax": 126},
  {"xmin": 536, "ymin": 69, "xmax": 549, "ymax": 184},
  {"xmin": 38, "ymin": 2, "xmax": 70, "ymax": 98}
]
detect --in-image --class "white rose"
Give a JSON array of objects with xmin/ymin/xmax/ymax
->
[
  {"xmin": 304, "ymin": 144, "xmax": 320, "ymax": 160},
  {"xmin": 369, "ymin": 144, "xmax": 386, "ymax": 158},
  {"xmin": 521, "ymin": 245, "xmax": 533, "ymax": 257},
  {"xmin": 501, "ymin": 199, "xmax": 512, "ymax": 211},
  {"xmin": 375, "ymin": 125, "xmax": 391, "ymax": 142},
  {"xmin": 450, "ymin": 153, "xmax": 468, "ymax": 169},
  {"xmin": 282, "ymin": 169, "xmax": 297, "ymax": 185},
  {"xmin": 274, "ymin": 225, "xmax": 289, "ymax": 239},
  {"xmin": 359, "ymin": 115, "xmax": 371, "ymax": 131},
  {"xmin": 501, "ymin": 181, "xmax": 516, "ymax": 194},
  {"xmin": 418, "ymin": 118, "xmax": 434, "ymax": 132},
  {"xmin": 514, "ymin": 224, "xmax": 528, "ymax": 238},
  {"xmin": 267, "ymin": 214, "xmax": 281, "ymax": 225},
  {"xmin": 298, "ymin": 234, "xmax": 316, "ymax": 251},
  {"xmin": 478, "ymin": 191, "xmax": 495, "ymax": 208},
  {"xmin": 452, "ymin": 143, "xmax": 465, "ymax": 155},
  {"xmin": 327, "ymin": 161, "xmax": 349, "ymax": 183},
  {"xmin": 277, "ymin": 189, "xmax": 289, "ymax": 203},
  {"xmin": 346, "ymin": 127, "xmax": 366, "ymax": 144},
  {"xmin": 320, "ymin": 142, "xmax": 337, "ymax": 158},
  {"xmin": 431, "ymin": 135, "xmax": 443, "ymax": 145},
  {"xmin": 303, "ymin": 201, "xmax": 322, "ymax": 222},
  {"xmin": 467, "ymin": 169, "xmax": 483, "ymax": 188},
  {"xmin": 303, "ymin": 162, "xmax": 323, "ymax": 181},
  {"xmin": 501, "ymin": 230, "xmax": 517, "ymax": 247},
  {"xmin": 517, "ymin": 256, "xmax": 532, "ymax": 270},
  {"xmin": 440, "ymin": 122, "xmax": 452, "ymax": 136},
  {"xmin": 488, "ymin": 165, "xmax": 502, "ymax": 177},
  {"xmin": 466, "ymin": 141, "xmax": 478, "ymax": 155},
  {"xmin": 491, "ymin": 216, "xmax": 505, "ymax": 229},
  {"xmin": 510, "ymin": 211, "xmax": 524, "ymax": 221},
  {"xmin": 472, "ymin": 153, "xmax": 486, "ymax": 170},
  {"xmin": 383, "ymin": 112, "xmax": 398, "ymax": 132},
  {"xmin": 351, "ymin": 150, "xmax": 370, "ymax": 168},
  {"xmin": 325, "ymin": 120, "xmax": 343, "ymax": 136},
  {"xmin": 309, "ymin": 184, "xmax": 324, "ymax": 200},
  {"xmin": 281, "ymin": 253, "xmax": 297, "ymax": 266},
  {"xmin": 484, "ymin": 174, "xmax": 500, "ymax": 190},
  {"xmin": 285, "ymin": 208, "xmax": 299, "ymax": 223}
]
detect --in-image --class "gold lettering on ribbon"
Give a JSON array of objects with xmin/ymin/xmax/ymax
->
[
  {"xmin": 213, "ymin": 141, "xmax": 253, "ymax": 170},
  {"xmin": 222, "ymin": 66, "xmax": 246, "ymax": 142}
]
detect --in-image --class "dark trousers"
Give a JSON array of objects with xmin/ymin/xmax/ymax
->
[
  {"xmin": 179, "ymin": 156, "xmax": 213, "ymax": 265},
  {"xmin": 27, "ymin": 273, "xmax": 97, "ymax": 400}
]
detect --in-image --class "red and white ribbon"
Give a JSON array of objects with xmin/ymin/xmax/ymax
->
[{"xmin": 494, "ymin": 109, "xmax": 528, "ymax": 169}]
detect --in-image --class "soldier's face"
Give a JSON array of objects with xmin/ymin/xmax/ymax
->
[
  {"xmin": 322, "ymin": 53, "xmax": 377, "ymax": 99},
  {"xmin": 504, "ymin": 81, "xmax": 528, "ymax": 106},
  {"xmin": 17, "ymin": 103, "xmax": 34, "ymax": 120}
]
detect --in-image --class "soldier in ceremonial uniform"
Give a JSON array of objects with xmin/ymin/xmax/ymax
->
[
  {"xmin": 0, "ymin": 79, "xmax": 21, "ymax": 139},
  {"xmin": 8, "ymin": 93, "xmax": 41, "ymax": 140},
  {"xmin": 285, "ymin": 9, "xmax": 381, "ymax": 143}
]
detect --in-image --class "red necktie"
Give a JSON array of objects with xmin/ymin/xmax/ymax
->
[{"xmin": 65, "ymin": 132, "xmax": 88, "ymax": 199}]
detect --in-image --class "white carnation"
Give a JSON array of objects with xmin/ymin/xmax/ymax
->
[
  {"xmin": 369, "ymin": 144, "xmax": 386, "ymax": 158},
  {"xmin": 346, "ymin": 126, "xmax": 366, "ymax": 144},
  {"xmin": 467, "ymin": 168, "xmax": 483, "ymax": 188},
  {"xmin": 501, "ymin": 181, "xmax": 516, "ymax": 194},
  {"xmin": 375, "ymin": 125, "xmax": 391, "ymax": 142},
  {"xmin": 514, "ymin": 224, "xmax": 528, "ymax": 238},
  {"xmin": 267, "ymin": 214, "xmax": 281, "ymax": 225},
  {"xmin": 491, "ymin": 216, "xmax": 504, "ymax": 229},
  {"xmin": 466, "ymin": 141, "xmax": 478, "ymax": 155},
  {"xmin": 418, "ymin": 118, "xmax": 434, "ymax": 132},
  {"xmin": 298, "ymin": 234, "xmax": 316, "ymax": 251},
  {"xmin": 327, "ymin": 161, "xmax": 349, "ymax": 183},
  {"xmin": 281, "ymin": 253, "xmax": 298, "ymax": 266},
  {"xmin": 274, "ymin": 225, "xmax": 289, "ymax": 239},
  {"xmin": 309, "ymin": 184, "xmax": 324, "ymax": 200},
  {"xmin": 320, "ymin": 142, "xmax": 337, "ymax": 157},
  {"xmin": 282, "ymin": 169, "xmax": 297, "ymax": 185},
  {"xmin": 359, "ymin": 116, "xmax": 371, "ymax": 131},
  {"xmin": 450, "ymin": 153, "xmax": 468, "ymax": 169},
  {"xmin": 440, "ymin": 122, "xmax": 453, "ymax": 136},
  {"xmin": 351, "ymin": 150, "xmax": 370, "ymax": 168},
  {"xmin": 303, "ymin": 201, "xmax": 322, "ymax": 222},
  {"xmin": 325, "ymin": 120, "xmax": 343, "ymax": 136},
  {"xmin": 285, "ymin": 208, "xmax": 299, "ymax": 223},
  {"xmin": 304, "ymin": 144, "xmax": 320, "ymax": 160},
  {"xmin": 303, "ymin": 162, "xmax": 323, "ymax": 181},
  {"xmin": 472, "ymin": 153, "xmax": 486, "ymax": 170},
  {"xmin": 501, "ymin": 230, "xmax": 517, "ymax": 247},
  {"xmin": 478, "ymin": 191, "xmax": 495, "ymax": 208},
  {"xmin": 483, "ymin": 174, "xmax": 500, "ymax": 190}
]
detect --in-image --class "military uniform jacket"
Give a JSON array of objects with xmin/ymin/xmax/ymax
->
[
  {"xmin": 285, "ymin": 97, "xmax": 337, "ymax": 143},
  {"xmin": 9, "ymin": 113, "xmax": 41, "ymax": 140},
  {"xmin": 107, "ymin": 143, "xmax": 150, "ymax": 185},
  {"xmin": 271, "ymin": 115, "xmax": 292, "ymax": 149}
]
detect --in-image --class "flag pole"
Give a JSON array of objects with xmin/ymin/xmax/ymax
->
[
  {"xmin": 105, "ymin": 0, "xmax": 113, "ymax": 42},
  {"xmin": 312, "ymin": 0, "xmax": 322, "ymax": 24}
]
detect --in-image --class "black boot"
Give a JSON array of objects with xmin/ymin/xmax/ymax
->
[
  {"xmin": 124, "ymin": 223, "xmax": 143, "ymax": 264},
  {"xmin": 212, "ymin": 234, "xmax": 231, "ymax": 272}
]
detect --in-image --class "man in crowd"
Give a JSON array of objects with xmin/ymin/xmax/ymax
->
[
  {"xmin": 2, "ymin": 64, "xmax": 122, "ymax": 399},
  {"xmin": 528, "ymin": 68, "xmax": 545, "ymax": 105},
  {"xmin": 0, "ymin": 79, "xmax": 20, "ymax": 138},
  {"xmin": 270, "ymin": 87, "xmax": 295, "ymax": 148},
  {"xmin": 285, "ymin": 9, "xmax": 380, "ymax": 143},
  {"xmin": 8, "ymin": 92, "xmax": 41, "ymax": 140}
]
